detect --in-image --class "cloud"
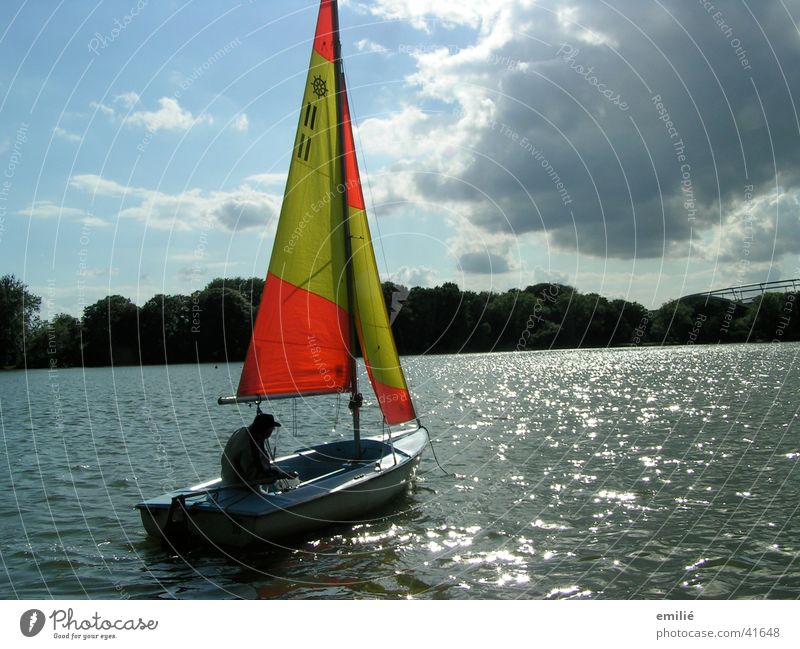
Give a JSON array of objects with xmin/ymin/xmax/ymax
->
[
  {"xmin": 533, "ymin": 265, "xmax": 570, "ymax": 286},
  {"xmin": 362, "ymin": 0, "xmax": 501, "ymax": 31},
  {"xmin": 70, "ymin": 174, "xmax": 133, "ymax": 197},
  {"xmin": 79, "ymin": 216, "xmax": 109, "ymax": 227},
  {"xmin": 19, "ymin": 201, "xmax": 86, "ymax": 219},
  {"xmin": 358, "ymin": 105, "xmax": 434, "ymax": 159},
  {"xmin": 211, "ymin": 194, "xmax": 277, "ymax": 230},
  {"xmin": 113, "ymin": 92, "xmax": 140, "ymax": 109},
  {"xmin": 357, "ymin": 0, "xmax": 800, "ymax": 268},
  {"xmin": 458, "ymin": 251, "xmax": 510, "ymax": 274},
  {"xmin": 86, "ymin": 92, "xmax": 140, "ymax": 121},
  {"xmin": 232, "ymin": 113, "xmax": 249, "ymax": 132},
  {"xmin": 79, "ymin": 267, "xmax": 119, "ymax": 278},
  {"xmin": 555, "ymin": 6, "xmax": 619, "ymax": 48},
  {"xmin": 90, "ymin": 101, "xmax": 115, "ymax": 118},
  {"xmin": 354, "ymin": 38, "xmax": 390, "ymax": 55},
  {"xmin": 388, "ymin": 265, "xmax": 436, "ymax": 287},
  {"xmin": 706, "ymin": 190, "xmax": 800, "ymax": 264},
  {"xmin": 53, "ymin": 127, "xmax": 81, "ymax": 142},
  {"xmin": 18, "ymin": 201, "xmax": 107, "ymax": 226},
  {"xmin": 175, "ymin": 261, "xmax": 238, "ymax": 283},
  {"xmin": 245, "ymin": 172, "xmax": 287, "ymax": 187},
  {"xmin": 126, "ymin": 97, "xmax": 212, "ymax": 132},
  {"xmin": 69, "ymin": 174, "xmax": 280, "ymax": 232}
]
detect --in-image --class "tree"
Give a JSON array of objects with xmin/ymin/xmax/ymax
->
[
  {"xmin": 464, "ymin": 291, "xmax": 493, "ymax": 351},
  {"xmin": 0, "ymin": 274, "xmax": 42, "ymax": 367},
  {"xmin": 81, "ymin": 296, "xmax": 139, "ymax": 366},
  {"xmin": 194, "ymin": 287, "xmax": 253, "ymax": 362},
  {"xmin": 731, "ymin": 292, "xmax": 799, "ymax": 343},
  {"xmin": 204, "ymin": 276, "xmax": 265, "ymax": 321},
  {"xmin": 650, "ymin": 300, "xmax": 695, "ymax": 344},
  {"xmin": 139, "ymin": 294, "xmax": 194, "ymax": 364},
  {"xmin": 26, "ymin": 313, "xmax": 83, "ymax": 368},
  {"xmin": 609, "ymin": 298, "xmax": 648, "ymax": 345},
  {"xmin": 12, "ymin": 271, "xmax": 791, "ymax": 367},
  {"xmin": 431, "ymin": 282, "xmax": 469, "ymax": 353},
  {"xmin": 483, "ymin": 290, "xmax": 521, "ymax": 349}
]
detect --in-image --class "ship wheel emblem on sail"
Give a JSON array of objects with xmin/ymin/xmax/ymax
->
[{"xmin": 311, "ymin": 75, "xmax": 328, "ymax": 98}]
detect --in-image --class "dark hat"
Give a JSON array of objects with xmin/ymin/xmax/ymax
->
[{"xmin": 251, "ymin": 412, "xmax": 281, "ymax": 433}]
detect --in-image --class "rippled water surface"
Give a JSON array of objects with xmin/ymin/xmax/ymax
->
[{"xmin": 2, "ymin": 343, "xmax": 799, "ymax": 599}]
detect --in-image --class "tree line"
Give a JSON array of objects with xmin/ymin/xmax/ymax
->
[{"xmin": 1, "ymin": 273, "xmax": 798, "ymax": 369}]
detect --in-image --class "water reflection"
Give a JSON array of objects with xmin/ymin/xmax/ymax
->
[{"xmin": 1, "ymin": 343, "xmax": 799, "ymax": 598}]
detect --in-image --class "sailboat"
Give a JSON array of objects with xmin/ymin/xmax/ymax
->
[{"xmin": 136, "ymin": 0, "xmax": 428, "ymax": 547}]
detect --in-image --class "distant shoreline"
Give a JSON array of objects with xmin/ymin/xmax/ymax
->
[{"xmin": 3, "ymin": 273, "xmax": 798, "ymax": 370}]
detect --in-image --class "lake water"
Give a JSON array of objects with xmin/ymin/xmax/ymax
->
[{"xmin": 1, "ymin": 343, "xmax": 798, "ymax": 599}]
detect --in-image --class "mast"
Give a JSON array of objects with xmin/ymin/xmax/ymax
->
[{"xmin": 331, "ymin": 0, "xmax": 361, "ymax": 458}]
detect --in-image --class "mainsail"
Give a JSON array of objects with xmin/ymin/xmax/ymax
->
[
  {"xmin": 238, "ymin": 0, "xmax": 349, "ymax": 399},
  {"xmin": 237, "ymin": 0, "xmax": 416, "ymax": 425}
]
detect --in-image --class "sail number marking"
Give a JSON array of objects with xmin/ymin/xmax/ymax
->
[{"xmin": 297, "ymin": 100, "xmax": 319, "ymax": 162}]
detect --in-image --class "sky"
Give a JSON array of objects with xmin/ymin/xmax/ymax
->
[{"xmin": 2, "ymin": 0, "xmax": 800, "ymax": 318}]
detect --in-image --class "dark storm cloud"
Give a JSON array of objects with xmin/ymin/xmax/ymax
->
[
  {"xmin": 408, "ymin": 0, "xmax": 800, "ymax": 261},
  {"xmin": 458, "ymin": 251, "xmax": 510, "ymax": 274},
  {"xmin": 212, "ymin": 198, "xmax": 275, "ymax": 231}
]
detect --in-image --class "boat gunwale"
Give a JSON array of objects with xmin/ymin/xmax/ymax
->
[{"xmin": 134, "ymin": 427, "xmax": 428, "ymax": 518}]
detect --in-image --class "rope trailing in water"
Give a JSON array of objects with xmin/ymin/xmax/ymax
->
[{"xmin": 419, "ymin": 423, "xmax": 453, "ymax": 476}]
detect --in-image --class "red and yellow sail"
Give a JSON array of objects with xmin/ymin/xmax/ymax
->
[
  {"xmin": 238, "ymin": 0, "xmax": 348, "ymax": 398},
  {"xmin": 238, "ymin": 0, "xmax": 416, "ymax": 425},
  {"xmin": 340, "ymin": 83, "xmax": 416, "ymax": 425}
]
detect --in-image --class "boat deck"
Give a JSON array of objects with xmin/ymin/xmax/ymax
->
[{"xmin": 136, "ymin": 432, "xmax": 423, "ymax": 518}]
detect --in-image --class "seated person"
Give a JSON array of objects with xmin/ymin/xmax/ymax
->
[{"xmin": 220, "ymin": 412, "xmax": 296, "ymax": 488}]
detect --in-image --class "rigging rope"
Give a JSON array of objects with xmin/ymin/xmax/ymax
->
[
  {"xmin": 270, "ymin": 397, "xmax": 300, "ymax": 460},
  {"xmin": 420, "ymin": 424, "xmax": 453, "ymax": 477},
  {"xmin": 292, "ymin": 397, "xmax": 297, "ymax": 441}
]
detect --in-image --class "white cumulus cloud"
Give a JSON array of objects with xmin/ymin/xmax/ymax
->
[
  {"xmin": 388, "ymin": 265, "xmax": 436, "ymax": 287},
  {"xmin": 232, "ymin": 113, "xmax": 249, "ymax": 132},
  {"xmin": 126, "ymin": 97, "xmax": 212, "ymax": 132},
  {"xmin": 245, "ymin": 172, "xmax": 287, "ymax": 187},
  {"xmin": 18, "ymin": 201, "xmax": 106, "ymax": 226},
  {"xmin": 90, "ymin": 101, "xmax": 115, "ymax": 118},
  {"xmin": 354, "ymin": 38, "xmax": 390, "ymax": 54},
  {"xmin": 113, "ymin": 91, "xmax": 140, "ymax": 109},
  {"xmin": 69, "ymin": 174, "xmax": 280, "ymax": 232},
  {"xmin": 358, "ymin": 0, "xmax": 502, "ymax": 31},
  {"xmin": 53, "ymin": 127, "xmax": 81, "ymax": 142}
]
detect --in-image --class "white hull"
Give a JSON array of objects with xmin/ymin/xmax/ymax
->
[{"xmin": 136, "ymin": 427, "xmax": 427, "ymax": 548}]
